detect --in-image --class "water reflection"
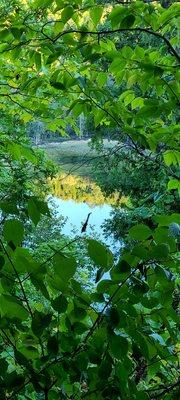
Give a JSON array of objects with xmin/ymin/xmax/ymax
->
[
  {"xmin": 49, "ymin": 174, "xmax": 125, "ymax": 253},
  {"xmin": 50, "ymin": 196, "xmax": 120, "ymax": 252},
  {"xmin": 50, "ymin": 174, "xmax": 126, "ymax": 206}
]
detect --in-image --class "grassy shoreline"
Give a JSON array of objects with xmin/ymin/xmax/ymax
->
[{"xmin": 40, "ymin": 139, "xmax": 118, "ymax": 177}]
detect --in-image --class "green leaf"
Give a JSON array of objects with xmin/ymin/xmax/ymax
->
[
  {"xmin": 3, "ymin": 219, "xmax": 24, "ymax": 246},
  {"xmin": 34, "ymin": 52, "xmax": 41, "ymax": 70},
  {"xmin": 168, "ymin": 178, "xmax": 180, "ymax": 194},
  {"xmin": 28, "ymin": 198, "xmax": 40, "ymax": 225},
  {"xmin": 0, "ymin": 295, "xmax": 29, "ymax": 320},
  {"xmin": 70, "ymin": 279, "xmax": 82, "ymax": 295},
  {"xmin": 98, "ymin": 357, "xmax": 112, "ymax": 380},
  {"xmin": 132, "ymin": 277, "xmax": 149, "ymax": 295},
  {"xmin": 33, "ymin": 0, "xmax": 52, "ymax": 9},
  {"xmin": 151, "ymin": 243, "xmax": 170, "ymax": 260},
  {"xmin": 90, "ymin": 6, "xmax": 103, "ymax": 26},
  {"xmin": 154, "ymin": 227, "xmax": 176, "ymax": 251},
  {"xmin": 129, "ymin": 224, "xmax": 152, "ymax": 241},
  {"xmin": 50, "ymin": 81, "xmax": 66, "ymax": 90},
  {"xmin": 0, "ymin": 256, "xmax": 5, "ymax": 270},
  {"xmin": 47, "ymin": 336, "xmax": 59, "ymax": 355},
  {"xmin": 28, "ymin": 197, "xmax": 49, "ymax": 225},
  {"xmin": 106, "ymin": 306, "xmax": 120, "ymax": 328},
  {"xmin": 0, "ymin": 358, "xmax": 8, "ymax": 375},
  {"xmin": 31, "ymin": 311, "xmax": 52, "ymax": 337},
  {"xmin": 75, "ymin": 351, "xmax": 89, "ymax": 371},
  {"xmin": 97, "ymin": 279, "xmax": 117, "ymax": 294},
  {"xmin": 121, "ymin": 46, "xmax": 135, "ymax": 59},
  {"xmin": 11, "ymin": 28, "xmax": 23, "ymax": 40},
  {"xmin": 160, "ymin": 4, "xmax": 180, "ymax": 26},
  {"xmin": 116, "ymin": 361, "xmax": 129, "ymax": 384},
  {"xmin": 0, "ymin": 28, "xmax": 11, "ymax": 41},
  {"xmin": 95, "ymin": 267, "xmax": 104, "ymax": 283},
  {"xmin": 51, "ymin": 294, "xmax": 68, "ymax": 313},
  {"xmin": 109, "ymin": 334, "xmax": 129, "ymax": 359},
  {"xmin": 23, "ymin": 145, "xmax": 37, "ymax": 163},
  {"xmin": 14, "ymin": 349, "xmax": 30, "ymax": 367},
  {"xmin": 116, "ymin": 259, "xmax": 131, "ymax": 274},
  {"xmin": 155, "ymin": 265, "xmax": 173, "ymax": 289},
  {"xmin": 138, "ymin": 104, "xmax": 161, "ymax": 118},
  {"xmin": 132, "ymin": 245, "xmax": 149, "ymax": 260},
  {"xmin": 163, "ymin": 150, "xmax": 180, "ymax": 166},
  {"xmin": 109, "ymin": 6, "xmax": 128, "ymax": 28},
  {"xmin": 53, "ymin": 253, "xmax": 77, "ymax": 282},
  {"xmin": 17, "ymin": 346, "xmax": 39, "ymax": 360},
  {"xmin": 70, "ymin": 306, "xmax": 87, "ymax": 322},
  {"xmin": 154, "ymin": 213, "xmax": 180, "ymax": 226},
  {"xmin": 31, "ymin": 274, "xmax": 50, "ymax": 300},
  {"xmin": 141, "ymin": 294, "xmax": 160, "ymax": 309},
  {"xmin": 55, "ymin": 1, "xmax": 65, "ymax": 12},
  {"xmin": 109, "ymin": 57, "xmax": 126, "ymax": 76},
  {"xmin": 131, "ymin": 331, "xmax": 151, "ymax": 360},
  {"xmin": 5, "ymin": 371, "xmax": 25, "ymax": 389},
  {"xmin": 61, "ymin": 6, "xmax": 74, "ymax": 23},
  {"xmin": 135, "ymin": 392, "xmax": 150, "ymax": 400},
  {"xmin": 121, "ymin": 15, "xmax": 135, "ymax": 28},
  {"xmin": 124, "ymin": 92, "xmax": 135, "ymax": 106},
  {"xmin": 87, "ymin": 239, "xmax": 114, "ymax": 270},
  {"xmin": 0, "ymin": 201, "xmax": 18, "ymax": 215},
  {"xmin": 72, "ymin": 322, "xmax": 88, "ymax": 334},
  {"xmin": 96, "ymin": 72, "xmax": 107, "ymax": 87},
  {"xmin": 131, "ymin": 97, "xmax": 144, "ymax": 110},
  {"xmin": 46, "ymin": 49, "xmax": 63, "ymax": 65},
  {"xmin": 37, "ymin": 199, "xmax": 50, "ymax": 216},
  {"xmin": 13, "ymin": 248, "xmax": 39, "ymax": 274}
]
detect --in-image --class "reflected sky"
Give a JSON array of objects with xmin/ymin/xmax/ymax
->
[{"xmin": 49, "ymin": 196, "xmax": 121, "ymax": 253}]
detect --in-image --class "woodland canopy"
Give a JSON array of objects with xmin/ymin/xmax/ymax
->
[{"xmin": 0, "ymin": 1, "xmax": 179, "ymax": 399}]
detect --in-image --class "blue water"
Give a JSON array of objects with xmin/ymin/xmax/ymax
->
[{"xmin": 50, "ymin": 196, "xmax": 121, "ymax": 253}]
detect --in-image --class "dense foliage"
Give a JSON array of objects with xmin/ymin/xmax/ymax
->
[
  {"xmin": 94, "ymin": 146, "xmax": 179, "ymax": 240},
  {"xmin": 0, "ymin": 1, "xmax": 179, "ymax": 399}
]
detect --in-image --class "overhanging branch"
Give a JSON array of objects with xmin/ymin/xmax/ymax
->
[{"xmin": 53, "ymin": 27, "xmax": 180, "ymax": 62}]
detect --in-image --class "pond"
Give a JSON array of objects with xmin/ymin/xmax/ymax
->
[
  {"xmin": 48, "ymin": 172, "xmax": 125, "ymax": 254},
  {"xmin": 49, "ymin": 196, "xmax": 122, "ymax": 253}
]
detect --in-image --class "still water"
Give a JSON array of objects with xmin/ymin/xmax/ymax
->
[{"xmin": 50, "ymin": 196, "xmax": 121, "ymax": 252}]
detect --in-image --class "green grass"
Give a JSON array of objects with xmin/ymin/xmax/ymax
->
[{"xmin": 40, "ymin": 139, "xmax": 117, "ymax": 178}]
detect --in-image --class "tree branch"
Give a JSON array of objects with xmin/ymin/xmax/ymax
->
[
  {"xmin": 148, "ymin": 379, "xmax": 180, "ymax": 398},
  {"xmin": 53, "ymin": 27, "xmax": 180, "ymax": 62}
]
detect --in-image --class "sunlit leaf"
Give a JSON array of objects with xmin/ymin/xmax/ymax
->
[
  {"xmin": 87, "ymin": 239, "xmax": 114, "ymax": 270},
  {"xmin": 129, "ymin": 224, "xmax": 152, "ymax": 241}
]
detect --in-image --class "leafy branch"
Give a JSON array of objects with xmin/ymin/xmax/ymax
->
[
  {"xmin": 148, "ymin": 378, "xmax": 180, "ymax": 398},
  {"xmin": 0, "ymin": 239, "xmax": 33, "ymax": 318},
  {"xmin": 52, "ymin": 27, "xmax": 180, "ymax": 62}
]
